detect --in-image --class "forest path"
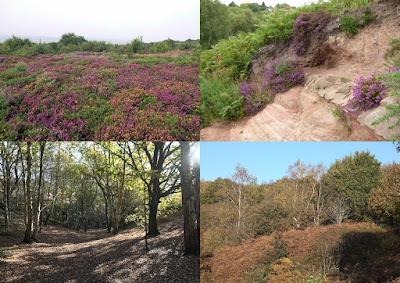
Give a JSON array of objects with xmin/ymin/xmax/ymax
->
[{"xmin": 0, "ymin": 214, "xmax": 199, "ymax": 283}]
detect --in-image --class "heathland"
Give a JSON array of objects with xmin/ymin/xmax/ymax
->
[
  {"xmin": 0, "ymin": 35, "xmax": 200, "ymax": 141},
  {"xmin": 201, "ymin": 148, "xmax": 400, "ymax": 282}
]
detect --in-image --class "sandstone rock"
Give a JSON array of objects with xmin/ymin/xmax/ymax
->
[
  {"xmin": 201, "ymin": 87, "xmax": 379, "ymax": 141},
  {"xmin": 357, "ymin": 106, "xmax": 399, "ymax": 140}
]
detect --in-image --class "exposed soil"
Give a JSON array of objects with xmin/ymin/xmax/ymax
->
[
  {"xmin": 0, "ymin": 215, "xmax": 199, "ymax": 283},
  {"xmin": 201, "ymin": 1, "xmax": 400, "ymax": 141},
  {"xmin": 201, "ymin": 86, "xmax": 380, "ymax": 141}
]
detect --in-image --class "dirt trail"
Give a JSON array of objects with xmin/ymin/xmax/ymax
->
[
  {"xmin": 0, "ymin": 215, "xmax": 199, "ymax": 283},
  {"xmin": 201, "ymin": 4, "xmax": 400, "ymax": 141}
]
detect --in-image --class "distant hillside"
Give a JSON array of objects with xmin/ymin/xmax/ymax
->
[{"xmin": 202, "ymin": 219, "xmax": 400, "ymax": 282}]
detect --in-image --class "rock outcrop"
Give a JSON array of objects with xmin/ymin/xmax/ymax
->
[{"xmin": 201, "ymin": 1, "xmax": 400, "ymax": 141}]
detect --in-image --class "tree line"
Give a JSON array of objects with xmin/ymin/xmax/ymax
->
[
  {"xmin": 200, "ymin": 0, "xmax": 292, "ymax": 49},
  {"xmin": 0, "ymin": 142, "xmax": 199, "ymax": 255},
  {"xmin": 201, "ymin": 150, "xmax": 400, "ymax": 252},
  {"xmin": 0, "ymin": 33, "xmax": 200, "ymax": 57}
]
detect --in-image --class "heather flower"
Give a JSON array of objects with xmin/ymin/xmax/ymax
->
[
  {"xmin": 388, "ymin": 67, "xmax": 400, "ymax": 73},
  {"xmin": 239, "ymin": 58, "xmax": 304, "ymax": 115},
  {"xmin": 264, "ymin": 58, "xmax": 305, "ymax": 94},
  {"xmin": 292, "ymin": 10, "xmax": 331, "ymax": 56},
  {"xmin": 0, "ymin": 54, "xmax": 200, "ymax": 140},
  {"xmin": 239, "ymin": 81, "xmax": 269, "ymax": 115},
  {"xmin": 343, "ymin": 73, "xmax": 386, "ymax": 115}
]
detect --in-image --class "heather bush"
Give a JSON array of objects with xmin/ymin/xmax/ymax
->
[
  {"xmin": 239, "ymin": 59, "xmax": 304, "ymax": 115},
  {"xmin": 239, "ymin": 81, "xmax": 269, "ymax": 115},
  {"xmin": 292, "ymin": 9, "xmax": 331, "ymax": 56},
  {"xmin": 264, "ymin": 59, "xmax": 305, "ymax": 94},
  {"xmin": 343, "ymin": 73, "xmax": 386, "ymax": 114},
  {"xmin": 0, "ymin": 55, "xmax": 200, "ymax": 140}
]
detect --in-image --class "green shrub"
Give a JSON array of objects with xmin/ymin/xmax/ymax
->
[
  {"xmin": 372, "ymin": 70, "xmax": 400, "ymax": 141},
  {"xmin": 390, "ymin": 38, "xmax": 400, "ymax": 53},
  {"xmin": 270, "ymin": 226, "xmax": 289, "ymax": 261},
  {"xmin": 341, "ymin": 7, "xmax": 374, "ymax": 36},
  {"xmin": 15, "ymin": 62, "xmax": 27, "ymax": 72},
  {"xmin": 341, "ymin": 16, "xmax": 360, "ymax": 36},
  {"xmin": 361, "ymin": 7, "xmax": 374, "ymax": 25},
  {"xmin": 200, "ymin": 76, "xmax": 244, "ymax": 127}
]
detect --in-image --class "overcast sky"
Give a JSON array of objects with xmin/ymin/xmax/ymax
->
[
  {"xmin": 219, "ymin": 0, "xmax": 317, "ymax": 7},
  {"xmin": 0, "ymin": 0, "xmax": 199, "ymax": 43}
]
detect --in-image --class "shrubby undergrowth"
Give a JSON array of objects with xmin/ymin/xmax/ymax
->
[
  {"xmin": 239, "ymin": 59, "xmax": 304, "ymax": 115},
  {"xmin": 341, "ymin": 7, "xmax": 374, "ymax": 36},
  {"xmin": 0, "ymin": 34, "xmax": 200, "ymax": 57},
  {"xmin": 200, "ymin": 77, "xmax": 243, "ymax": 127},
  {"xmin": 292, "ymin": 9, "xmax": 331, "ymax": 55},
  {"xmin": 0, "ymin": 53, "xmax": 200, "ymax": 140}
]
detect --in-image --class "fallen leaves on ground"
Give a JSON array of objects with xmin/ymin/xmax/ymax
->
[{"xmin": 0, "ymin": 215, "xmax": 199, "ymax": 283}]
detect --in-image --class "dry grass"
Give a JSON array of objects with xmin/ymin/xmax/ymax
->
[{"xmin": 202, "ymin": 221, "xmax": 400, "ymax": 283}]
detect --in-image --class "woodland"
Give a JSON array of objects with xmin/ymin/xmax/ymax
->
[
  {"xmin": 0, "ymin": 141, "xmax": 200, "ymax": 282},
  {"xmin": 201, "ymin": 146, "xmax": 400, "ymax": 282}
]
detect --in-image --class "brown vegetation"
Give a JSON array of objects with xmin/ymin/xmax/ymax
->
[{"xmin": 202, "ymin": 221, "xmax": 400, "ymax": 282}]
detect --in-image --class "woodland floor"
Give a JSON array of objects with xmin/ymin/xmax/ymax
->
[{"xmin": 0, "ymin": 213, "xmax": 199, "ymax": 283}]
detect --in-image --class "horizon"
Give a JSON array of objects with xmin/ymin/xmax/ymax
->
[
  {"xmin": 0, "ymin": 34, "xmax": 199, "ymax": 45},
  {"xmin": 219, "ymin": 0, "xmax": 318, "ymax": 7}
]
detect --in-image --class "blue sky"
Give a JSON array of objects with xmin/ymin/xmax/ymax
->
[{"xmin": 200, "ymin": 142, "xmax": 399, "ymax": 184}]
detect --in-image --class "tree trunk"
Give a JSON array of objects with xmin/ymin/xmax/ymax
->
[
  {"xmin": 1, "ymin": 144, "xmax": 10, "ymax": 230},
  {"xmin": 143, "ymin": 184, "xmax": 149, "ymax": 252},
  {"xmin": 193, "ymin": 143, "xmax": 200, "ymax": 246},
  {"xmin": 24, "ymin": 142, "xmax": 33, "ymax": 244},
  {"xmin": 181, "ymin": 142, "xmax": 199, "ymax": 255},
  {"xmin": 32, "ymin": 142, "xmax": 45, "ymax": 240},
  {"xmin": 115, "ymin": 153, "xmax": 125, "ymax": 234},
  {"xmin": 45, "ymin": 144, "xmax": 60, "ymax": 226},
  {"xmin": 104, "ymin": 190, "xmax": 111, "ymax": 233},
  {"xmin": 148, "ymin": 178, "xmax": 160, "ymax": 237}
]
